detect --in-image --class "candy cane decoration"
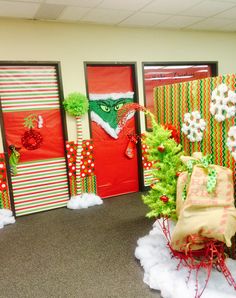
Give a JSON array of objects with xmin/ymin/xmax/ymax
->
[{"xmin": 76, "ymin": 116, "xmax": 83, "ymax": 196}]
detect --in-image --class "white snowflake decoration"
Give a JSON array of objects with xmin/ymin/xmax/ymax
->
[
  {"xmin": 210, "ymin": 83, "xmax": 236, "ymax": 122},
  {"xmin": 226, "ymin": 126, "xmax": 236, "ymax": 160},
  {"xmin": 181, "ymin": 111, "xmax": 206, "ymax": 142}
]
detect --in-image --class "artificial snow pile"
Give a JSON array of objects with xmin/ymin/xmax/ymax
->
[
  {"xmin": 135, "ymin": 220, "xmax": 236, "ymax": 298},
  {"xmin": 0, "ymin": 208, "xmax": 15, "ymax": 228},
  {"xmin": 67, "ymin": 193, "xmax": 103, "ymax": 209}
]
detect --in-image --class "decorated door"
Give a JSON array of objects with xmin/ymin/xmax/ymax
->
[
  {"xmin": 86, "ymin": 65, "xmax": 140, "ymax": 198},
  {"xmin": 0, "ymin": 64, "xmax": 70, "ymax": 216}
]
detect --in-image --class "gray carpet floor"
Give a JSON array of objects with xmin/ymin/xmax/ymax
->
[{"xmin": 1, "ymin": 192, "xmax": 162, "ymax": 298}]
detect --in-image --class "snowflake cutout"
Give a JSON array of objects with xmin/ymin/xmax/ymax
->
[
  {"xmin": 226, "ymin": 126, "xmax": 236, "ymax": 160},
  {"xmin": 210, "ymin": 83, "xmax": 236, "ymax": 122},
  {"xmin": 181, "ymin": 111, "xmax": 206, "ymax": 142}
]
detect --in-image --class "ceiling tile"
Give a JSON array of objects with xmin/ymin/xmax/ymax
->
[
  {"xmin": 81, "ymin": 8, "xmax": 133, "ymax": 24},
  {"xmin": 34, "ymin": 3, "xmax": 65, "ymax": 20},
  {"xmin": 180, "ymin": 0, "xmax": 236, "ymax": 17},
  {"xmin": 156, "ymin": 15, "xmax": 204, "ymax": 29},
  {"xmin": 6, "ymin": 0, "xmax": 43, "ymax": 2},
  {"xmin": 142, "ymin": 0, "xmax": 202, "ymax": 14},
  {"xmin": 99, "ymin": 0, "xmax": 152, "ymax": 11},
  {"xmin": 58, "ymin": 6, "xmax": 90, "ymax": 21},
  {"xmin": 45, "ymin": 0, "xmax": 102, "ymax": 7},
  {"xmin": 214, "ymin": 0, "xmax": 236, "ymax": 2},
  {"xmin": 186, "ymin": 17, "xmax": 235, "ymax": 30},
  {"xmin": 0, "ymin": 0, "xmax": 39, "ymax": 18},
  {"xmin": 214, "ymin": 6, "xmax": 236, "ymax": 18},
  {"xmin": 118, "ymin": 12, "xmax": 171, "ymax": 27}
]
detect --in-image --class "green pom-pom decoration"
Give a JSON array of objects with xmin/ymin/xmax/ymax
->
[{"xmin": 63, "ymin": 92, "xmax": 89, "ymax": 117}]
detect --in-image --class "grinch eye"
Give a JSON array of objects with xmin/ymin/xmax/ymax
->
[
  {"xmin": 114, "ymin": 103, "xmax": 124, "ymax": 111},
  {"xmin": 100, "ymin": 105, "xmax": 111, "ymax": 112}
]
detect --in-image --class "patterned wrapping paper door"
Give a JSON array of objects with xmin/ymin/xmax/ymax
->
[
  {"xmin": 0, "ymin": 154, "xmax": 11, "ymax": 209},
  {"xmin": 154, "ymin": 74, "xmax": 236, "ymax": 185},
  {"xmin": 0, "ymin": 65, "xmax": 70, "ymax": 216},
  {"xmin": 154, "ymin": 74, "xmax": 236, "ymax": 258},
  {"xmin": 66, "ymin": 140, "xmax": 97, "ymax": 196}
]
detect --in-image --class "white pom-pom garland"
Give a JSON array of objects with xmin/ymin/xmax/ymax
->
[
  {"xmin": 181, "ymin": 111, "xmax": 206, "ymax": 142},
  {"xmin": 226, "ymin": 126, "xmax": 236, "ymax": 160},
  {"xmin": 210, "ymin": 83, "xmax": 236, "ymax": 122}
]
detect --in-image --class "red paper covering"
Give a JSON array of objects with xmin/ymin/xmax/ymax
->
[
  {"xmin": 87, "ymin": 65, "xmax": 139, "ymax": 198},
  {"xmin": 3, "ymin": 110, "xmax": 65, "ymax": 163},
  {"xmin": 91, "ymin": 119, "xmax": 139, "ymax": 198}
]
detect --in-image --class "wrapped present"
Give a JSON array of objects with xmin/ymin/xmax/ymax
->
[{"xmin": 171, "ymin": 152, "xmax": 236, "ymax": 251}]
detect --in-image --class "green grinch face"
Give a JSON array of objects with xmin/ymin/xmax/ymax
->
[{"xmin": 90, "ymin": 98, "xmax": 132, "ymax": 129}]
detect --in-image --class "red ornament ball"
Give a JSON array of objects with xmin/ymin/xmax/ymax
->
[
  {"xmin": 157, "ymin": 145, "xmax": 165, "ymax": 153},
  {"xmin": 160, "ymin": 195, "xmax": 169, "ymax": 203}
]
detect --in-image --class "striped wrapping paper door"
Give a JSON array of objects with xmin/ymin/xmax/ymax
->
[
  {"xmin": 0, "ymin": 65, "xmax": 60, "ymax": 111},
  {"xmin": 155, "ymin": 74, "xmax": 236, "ymax": 181},
  {"xmin": 0, "ymin": 65, "xmax": 70, "ymax": 216},
  {"xmin": 12, "ymin": 158, "xmax": 69, "ymax": 216}
]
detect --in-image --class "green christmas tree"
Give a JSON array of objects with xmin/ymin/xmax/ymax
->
[
  {"xmin": 143, "ymin": 113, "xmax": 185, "ymax": 220},
  {"xmin": 117, "ymin": 103, "xmax": 185, "ymax": 220}
]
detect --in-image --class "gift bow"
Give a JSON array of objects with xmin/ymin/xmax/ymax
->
[{"xmin": 182, "ymin": 155, "xmax": 217, "ymax": 200}]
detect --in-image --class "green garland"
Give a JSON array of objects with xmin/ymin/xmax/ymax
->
[{"xmin": 63, "ymin": 92, "xmax": 89, "ymax": 117}]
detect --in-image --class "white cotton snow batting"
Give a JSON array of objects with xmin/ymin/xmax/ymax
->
[
  {"xmin": 67, "ymin": 193, "xmax": 103, "ymax": 209},
  {"xmin": 0, "ymin": 208, "xmax": 15, "ymax": 229},
  {"xmin": 135, "ymin": 221, "xmax": 236, "ymax": 298}
]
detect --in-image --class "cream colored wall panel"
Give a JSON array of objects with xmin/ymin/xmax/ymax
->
[{"xmin": 0, "ymin": 19, "xmax": 235, "ymax": 142}]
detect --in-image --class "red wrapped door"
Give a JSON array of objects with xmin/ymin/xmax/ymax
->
[
  {"xmin": 86, "ymin": 65, "xmax": 139, "ymax": 198},
  {"xmin": 0, "ymin": 64, "xmax": 70, "ymax": 216}
]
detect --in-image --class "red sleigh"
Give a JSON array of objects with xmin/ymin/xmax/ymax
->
[{"xmin": 157, "ymin": 217, "xmax": 236, "ymax": 298}]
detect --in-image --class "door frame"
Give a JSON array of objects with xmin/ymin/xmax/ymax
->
[
  {"xmin": 84, "ymin": 61, "xmax": 145, "ymax": 193},
  {"xmin": 0, "ymin": 61, "xmax": 70, "ymax": 216},
  {"xmin": 142, "ymin": 61, "xmax": 218, "ymax": 131}
]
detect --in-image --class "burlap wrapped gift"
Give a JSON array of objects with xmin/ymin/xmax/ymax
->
[{"xmin": 171, "ymin": 152, "xmax": 236, "ymax": 252}]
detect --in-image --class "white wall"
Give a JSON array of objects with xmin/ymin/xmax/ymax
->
[{"xmin": 0, "ymin": 18, "xmax": 236, "ymax": 150}]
